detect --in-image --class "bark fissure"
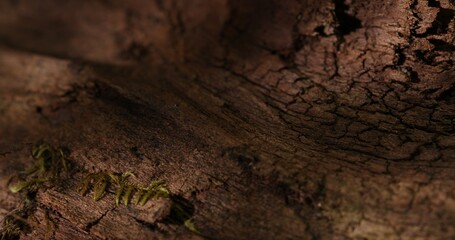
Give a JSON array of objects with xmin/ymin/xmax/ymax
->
[{"xmin": 0, "ymin": 0, "xmax": 454, "ymax": 239}]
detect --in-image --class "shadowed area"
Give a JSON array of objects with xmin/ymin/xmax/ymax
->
[{"xmin": 0, "ymin": 0, "xmax": 454, "ymax": 239}]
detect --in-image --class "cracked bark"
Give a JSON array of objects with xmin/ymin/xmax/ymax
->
[{"xmin": 0, "ymin": 0, "xmax": 454, "ymax": 239}]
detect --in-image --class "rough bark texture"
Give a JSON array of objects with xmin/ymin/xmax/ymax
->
[{"xmin": 0, "ymin": 0, "xmax": 454, "ymax": 239}]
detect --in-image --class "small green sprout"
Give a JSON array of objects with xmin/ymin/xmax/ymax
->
[
  {"xmin": 122, "ymin": 184, "xmax": 136, "ymax": 206},
  {"xmin": 76, "ymin": 171, "xmax": 196, "ymax": 233},
  {"xmin": 78, "ymin": 171, "xmax": 170, "ymax": 207},
  {"xmin": 6, "ymin": 144, "xmax": 200, "ymax": 236},
  {"xmin": 77, "ymin": 172, "xmax": 110, "ymax": 201},
  {"xmin": 139, "ymin": 180, "xmax": 170, "ymax": 206},
  {"xmin": 59, "ymin": 149, "xmax": 68, "ymax": 172},
  {"xmin": 134, "ymin": 188, "xmax": 144, "ymax": 205},
  {"xmin": 93, "ymin": 174, "xmax": 109, "ymax": 201},
  {"xmin": 109, "ymin": 172, "xmax": 135, "ymax": 205},
  {"xmin": 77, "ymin": 173, "xmax": 95, "ymax": 196},
  {"xmin": 9, "ymin": 179, "xmax": 47, "ymax": 193},
  {"xmin": 9, "ymin": 143, "xmax": 69, "ymax": 195},
  {"xmin": 30, "ymin": 144, "xmax": 67, "ymax": 175},
  {"xmin": 184, "ymin": 219, "xmax": 199, "ymax": 234}
]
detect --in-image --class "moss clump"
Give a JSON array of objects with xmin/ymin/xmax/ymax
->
[
  {"xmin": 78, "ymin": 171, "xmax": 170, "ymax": 206},
  {"xmin": 6, "ymin": 143, "xmax": 198, "ymax": 234},
  {"xmin": 9, "ymin": 143, "xmax": 69, "ymax": 194},
  {"xmin": 78, "ymin": 172, "xmax": 198, "ymax": 232}
]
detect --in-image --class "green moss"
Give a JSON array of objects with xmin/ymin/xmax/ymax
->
[
  {"xmin": 7, "ymin": 143, "xmax": 198, "ymax": 235},
  {"xmin": 78, "ymin": 172, "xmax": 170, "ymax": 207},
  {"xmin": 184, "ymin": 219, "xmax": 199, "ymax": 234},
  {"xmin": 108, "ymin": 172, "xmax": 135, "ymax": 205},
  {"xmin": 4, "ymin": 143, "xmax": 69, "ymax": 239},
  {"xmin": 77, "ymin": 172, "xmax": 198, "ymax": 232},
  {"xmin": 9, "ymin": 143, "xmax": 69, "ymax": 195}
]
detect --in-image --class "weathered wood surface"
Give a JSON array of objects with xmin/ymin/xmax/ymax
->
[{"xmin": 0, "ymin": 0, "xmax": 454, "ymax": 239}]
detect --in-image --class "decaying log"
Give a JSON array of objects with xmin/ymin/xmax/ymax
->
[{"xmin": 0, "ymin": 0, "xmax": 454, "ymax": 239}]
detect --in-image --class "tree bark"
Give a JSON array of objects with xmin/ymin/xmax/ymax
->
[{"xmin": 0, "ymin": 0, "xmax": 454, "ymax": 239}]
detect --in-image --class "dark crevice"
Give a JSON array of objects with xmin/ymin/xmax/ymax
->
[
  {"xmin": 417, "ymin": 8, "xmax": 455, "ymax": 37},
  {"xmin": 35, "ymin": 106, "xmax": 43, "ymax": 113},
  {"xmin": 331, "ymin": 0, "xmax": 362, "ymax": 79},
  {"xmin": 421, "ymin": 88, "xmax": 441, "ymax": 95},
  {"xmin": 409, "ymin": 70, "xmax": 421, "ymax": 83},
  {"xmin": 394, "ymin": 47, "xmax": 406, "ymax": 65},
  {"xmin": 437, "ymin": 85, "xmax": 455, "ymax": 103},
  {"xmin": 222, "ymin": 145, "xmax": 259, "ymax": 178},
  {"xmin": 314, "ymin": 26, "xmax": 328, "ymax": 37},
  {"xmin": 333, "ymin": 0, "xmax": 362, "ymax": 36},
  {"xmin": 133, "ymin": 217, "xmax": 162, "ymax": 232},
  {"xmin": 429, "ymin": 39, "xmax": 455, "ymax": 52},
  {"xmin": 409, "ymin": 0, "xmax": 420, "ymax": 36},
  {"xmin": 428, "ymin": 0, "xmax": 440, "ymax": 7},
  {"xmin": 293, "ymin": 35, "xmax": 304, "ymax": 52},
  {"xmin": 427, "ymin": 8, "xmax": 454, "ymax": 35},
  {"xmin": 84, "ymin": 208, "xmax": 113, "ymax": 232},
  {"xmin": 414, "ymin": 50, "xmax": 437, "ymax": 65},
  {"xmin": 162, "ymin": 195, "xmax": 195, "ymax": 225},
  {"xmin": 130, "ymin": 146, "xmax": 144, "ymax": 158}
]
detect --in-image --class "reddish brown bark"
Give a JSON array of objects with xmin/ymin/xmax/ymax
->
[{"xmin": 0, "ymin": 0, "xmax": 454, "ymax": 239}]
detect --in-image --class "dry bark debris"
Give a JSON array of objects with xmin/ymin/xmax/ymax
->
[{"xmin": 0, "ymin": 0, "xmax": 454, "ymax": 239}]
